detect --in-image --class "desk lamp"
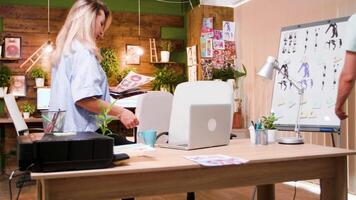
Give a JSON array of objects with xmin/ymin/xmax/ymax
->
[{"xmin": 257, "ymin": 56, "xmax": 304, "ymax": 144}]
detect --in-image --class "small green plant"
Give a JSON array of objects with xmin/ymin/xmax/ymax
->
[
  {"xmin": 96, "ymin": 100, "xmax": 116, "ymax": 136},
  {"xmin": 0, "ymin": 64, "xmax": 12, "ymax": 87},
  {"xmin": 30, "ymin": 67, "xmax": 47, "ymax": 79},
  {"xmin": 211, "ymin": 64, "xmax": 247, "ymax": 81},
  {"xmin": 160, "ymin": 40, "xmax": 174, "ymax": 52},
  {"xmin": 152, "ymin": 66, "xmax": 187, "ymax": 93},
  {"xmin": 21, "ymin": 102, "xmax": 36, "ymax": 114},
  {"xmin": 116, "ymin": 67, "xmax": 135, "ymax": 83},
  {"xmin": 262, "ymin": 113, "xmax": 278, "ymax": 130}
]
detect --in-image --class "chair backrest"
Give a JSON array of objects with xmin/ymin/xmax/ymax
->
[
  {"xmin": 4, "ymin": 94, "xmax": 29, "ymax": 136},
  {"xmin": 135, "ymin": 91, "xmax": 173, "ymax": 143}
]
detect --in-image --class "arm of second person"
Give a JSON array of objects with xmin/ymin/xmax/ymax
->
[{"xmin": 75, "ymin": 97, "xmax": 139, "ymax": 129}]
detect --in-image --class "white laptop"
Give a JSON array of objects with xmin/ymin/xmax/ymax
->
[{"xmin": 159, "ymin": 81, "xmax": 233, "ymax": 150}]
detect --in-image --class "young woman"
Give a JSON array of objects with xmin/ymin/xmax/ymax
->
[{"xmin": 50, "ymin": 0, "xmax": 139, "ymax": 136}]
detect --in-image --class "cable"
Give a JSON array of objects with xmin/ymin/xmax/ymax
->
[
  {"xmin": 8, "ymin": 168, "xmax": 19, "ymax": 200},
  {"xmin": 293, "ymin": 181, "xmax": 297, "ymax": 200}
]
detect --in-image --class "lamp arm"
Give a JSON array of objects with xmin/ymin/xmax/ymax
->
[
  {"xmin": 295, "ymin": 91, "xmax": 303, "ymax": 137},
  {"xmin": 272, "ymin": 61, "xmax": 304, "ymax": 137}
]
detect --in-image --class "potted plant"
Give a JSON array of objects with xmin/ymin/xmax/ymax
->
[
  {"xmin": 152, "ymin": 66, "xmax": 186, "ymax": 93},
  {"xmin": 261, "ymin": 112, "xmax": 278, "ymax": 143},
  {"xmin": 30, "ymin": 67, "xmax": 47, "ymax": 87},
  {"xmin": 21, "ymin": 102, "xmax": 36, "ymax": 119},
  {"xmin": 212, "ymin": 64, "xmax": 247, "ymax": 82},
  {"xmin": 0, "ymin": 64, "xmax": 12, "ymax": 97},
  {"xmin": 160, "ymin": 40, "xmax": 174, "ymax": 62},
  {"xmin": 96, "ymin": 100, "xmax": 128, "ymax": 145}
]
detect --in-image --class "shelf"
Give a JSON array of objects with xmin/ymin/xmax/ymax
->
[
  {"xmin": 150, "ymin": 62, "xmax": 176, "ymax": 64},
  {"xmin": 0, "ymin": 58, "xmax": 21, "ymax": 62}
]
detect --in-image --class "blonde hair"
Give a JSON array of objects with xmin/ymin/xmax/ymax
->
[{"xmin": 51, "ymin": 0, "xmax": 111, "ymax": 65}]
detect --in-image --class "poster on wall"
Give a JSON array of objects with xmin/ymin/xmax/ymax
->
[
  {"xmin": 200, "ymin": 38, "xmax": 213, "ymax": 58},
  {"xmin": 187, "ymin": 45, "xmax": 197, "ymax": 66},
  {"xmin": 188, "ymin": 66, "xmax": 197, "ymax": 82},
  {"xmin": 201, "ymin": 17, "xmax": 214, "ymax": 38},
  {"xmin": 4, "ymin": 37, "xmax": 21, "ymax": 59},
  {"xmin": 224, "ymin": 41, "xmax": 237, "ymax": 60},
  {"xmin": 223, "ymin": 21, "xmax": 235, "ymax": 41},
  {"xmin": 212, "ymin": 50, "xmax": 224, "ymax": 68},
  {"xmin": 213, "ymin": 40, "xmax": 225, "ymax": 50},
  {"xmin": 201, "ymin": 59, "xmax": 213, "ymax": 80},
  {"xmin": 10, "ymin": 75, "xmax": 26, "ymax": 97},
  {"xmin": 213, "ymin": 30, "xmax": 223, "ymax": 40},
  {"xmin": 126, "ymin": 44, "xmax": 141, "ymax": 65}
]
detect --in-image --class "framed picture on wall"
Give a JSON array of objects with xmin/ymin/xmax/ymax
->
[
  {"xmin": 4, "ymin": 37, "xmax": 21, "ymax": 59},
  {"xmin": 10, "ymin": 75, "xmax": 26, "ymax": 97},
  {"xmin": 126, "ymin": 44, "xmax": 141, "ymax": 65}
]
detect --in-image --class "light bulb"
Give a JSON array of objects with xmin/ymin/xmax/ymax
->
[
  {"xmin": 44, "ymin": 42, "xmax": 53, "ymax": 53},
  {"xmin": 137, "ymin": 47, "xmax": 144, "ymax": 56}
]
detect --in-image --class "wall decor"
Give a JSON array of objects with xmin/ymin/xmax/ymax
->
[
  {"xmin": 126, "ymin": 44, "xmax": 141, "ymax": 65},
  {"xmin": 4, "ymin": 37, "xmax": 21, "ymax": 59},
  {"xmin": 10, "ymin": 75, "xmax": 26, "ymax": 96}
]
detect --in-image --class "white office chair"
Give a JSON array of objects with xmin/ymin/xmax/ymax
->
[
  {"xmin": 135, "ymin": 91, "xmax": 173, "ymax": 144},
  {"xmin": 4, "ymin": 94, "xmax": 42, "ymax": 136},
  {"xmin": 136, "ymin": 90, "xmax": 195, "ymax": 200}
]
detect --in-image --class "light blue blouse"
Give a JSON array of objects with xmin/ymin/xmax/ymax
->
[
  {"xmin": 346, "ymin": 14, "xmax": 356, "ymax": 52},
  {"xmin": 49, "ymin": 40, "xmax": 110, "ymax": 132}
]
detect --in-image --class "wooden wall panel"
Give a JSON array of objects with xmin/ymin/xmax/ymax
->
[
  {"xmin": 0, "ymin": 4, "xmax": 184, "ymax": 77},
  {"xmin": 187, "ymin": 5, "xmax": 234, "ymax": 80},
  {"xmin": 234, "ymin": 0, "xmax": 356, "ymax": 193}
]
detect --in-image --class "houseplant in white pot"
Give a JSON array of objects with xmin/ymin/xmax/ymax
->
[
  {"xmin": 31, "ymin": 67, "xmax": 47, "ymax": 87},
  {"xmin": 0, "ymin": 64, "xmax": 12, "ymax": 97},
  {"xmin": 262, "ymin": 113, "xmax": 278, "ymax": 143},
  {"xmin": 21, "ymin": 102, "xmax": 35, "ymax": 119},
  {"xmin": 160, "ymin": 40, "xmax": 174, "ymax": 62}
]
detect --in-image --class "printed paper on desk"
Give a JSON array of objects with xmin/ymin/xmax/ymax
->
[
  {"xmin": 114, "ymin": 143, "xmax": 155, "ymax": 156},
  {"xmin": 111, "ymin": 72, "xmax": 154, "ymax": 93},
  {"xmin": 184, "ymin": 154, "xmax": 249, "ymax": 167}
]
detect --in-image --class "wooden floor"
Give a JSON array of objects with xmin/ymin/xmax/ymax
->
[{"xmin": 0, "ymin": 159, "xmax": 319, "ymax": 200}]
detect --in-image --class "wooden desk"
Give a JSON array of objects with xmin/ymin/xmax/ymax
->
[{"xmin": 32, "ymin": 139, "xmax": 356, "ymax": 200}]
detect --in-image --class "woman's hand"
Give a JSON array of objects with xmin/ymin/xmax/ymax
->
[{"xmin": 119, "ymin": 109, "xmax": 139, "ymax": 129}]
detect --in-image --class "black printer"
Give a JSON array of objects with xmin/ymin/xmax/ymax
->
[{"xmin": 17, "ymin": 132, "xmax": 114, "ymax": 172}]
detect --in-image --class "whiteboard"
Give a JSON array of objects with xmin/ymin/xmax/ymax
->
[{"xmin": 271, "ymin": 16, "xmax": 349, "ymax": 132}]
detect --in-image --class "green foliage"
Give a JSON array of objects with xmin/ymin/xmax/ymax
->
[
  {"xmin": 160, "ymin": 40, "xmax": 175, "ymax": 52},
  {"xmin": 96, "ymin": 100, "xmax": 116, "ymax": 136},
  {"xmin": 262, "ymin": 113, "xmax": 278, "ymax": 130},
  {"xmin": 30, "ymin": 67, "xmax": 47, "ymax": 79},
  {"xmin": 211, "ymin": 64, "xmax": 247, "ymax": 81},
  {"xmin": 152, "ymin": 66, "xmax": 187, "ymax": 93},
  {"xmin": 0, "ymin": 64, "xmax": 12, "ymax": 87},
  {"xmin": 21, "ymin": 102, "xmax": 36, "ymax": 114},
  {"xmin": 100, "ymin": 48, "xmax": 120, "ymax": 83}
]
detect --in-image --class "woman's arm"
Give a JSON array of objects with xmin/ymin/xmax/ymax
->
[{"xmin": 75, "ymin": 97, "xmax": 139, "ymax": 129}]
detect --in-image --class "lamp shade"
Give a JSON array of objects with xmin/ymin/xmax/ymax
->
[{"xmin": 257, "ymin": 56, "xmax": 277, "ymax": 80}]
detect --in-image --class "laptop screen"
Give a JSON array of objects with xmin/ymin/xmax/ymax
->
[{"xmin": 37, "ymin": 88, "xmax": 51, "ymax": 110}]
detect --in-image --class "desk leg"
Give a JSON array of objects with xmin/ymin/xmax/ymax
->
[
  {"xmin": 0, "ymin": 124, "xmax": 5, "ymax": 175},
  {"xmin": 320, "ymin": 157, "xmax": 347, "ymax": 200},
  {"xmin": 257, "ymin": 184, "xmax": 275, "ymax": 200}
]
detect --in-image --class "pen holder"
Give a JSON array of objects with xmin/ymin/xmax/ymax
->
[
  {"xmin": 41, "ymin": 110, "xmax": 66, "ymax": 134},
  {"xmin": 255, "ymin": 129, "xmax": 268, "ymax": 145}
]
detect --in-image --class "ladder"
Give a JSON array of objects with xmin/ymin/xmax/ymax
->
[
  {"xmin": 149, "ymin": 38, "xmax": 158, "ymax": 62},
  {"xmin": 19, "ymin": 42, "xmax": 47, "ymax": 73}
]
